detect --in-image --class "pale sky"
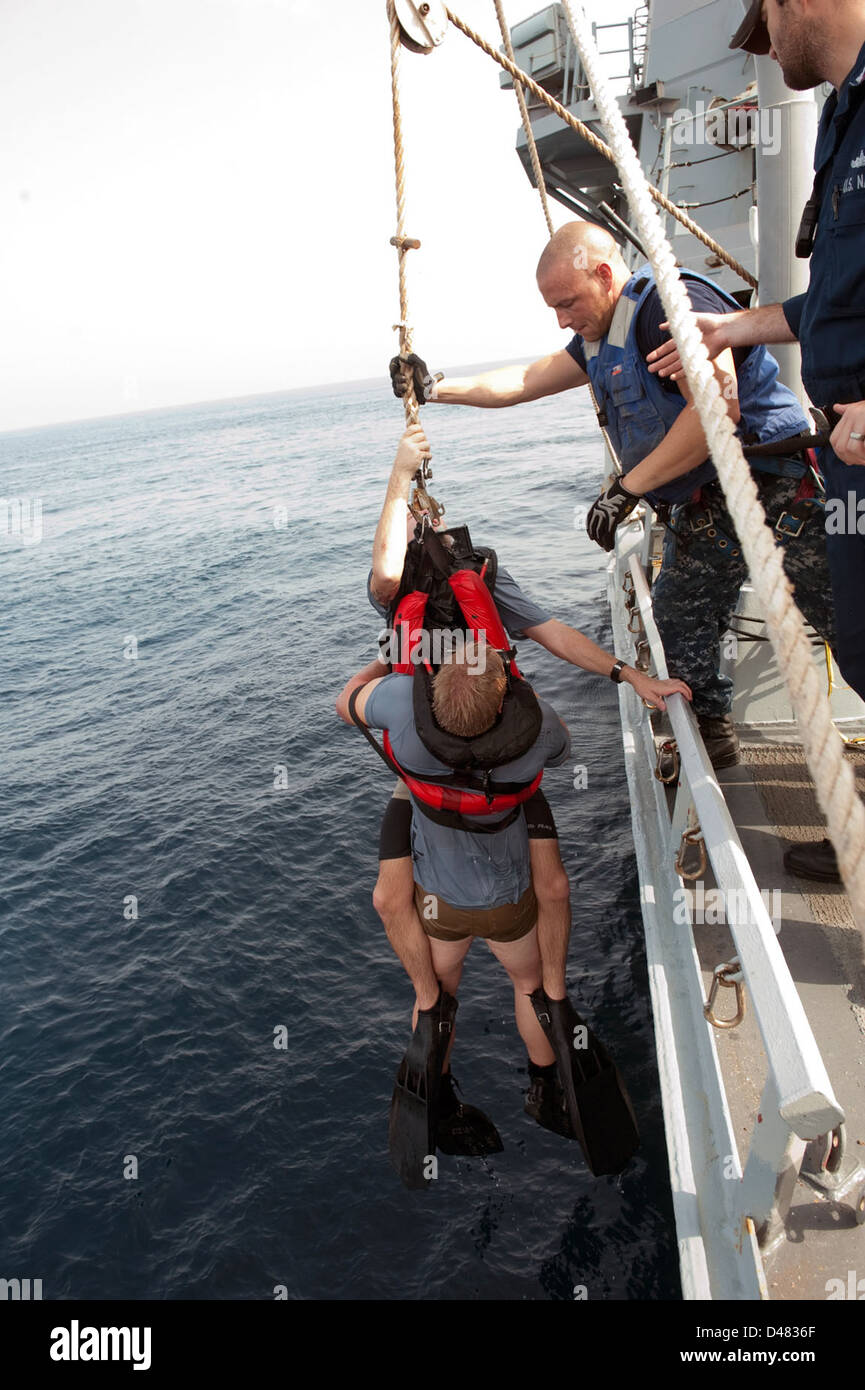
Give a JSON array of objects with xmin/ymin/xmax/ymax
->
[{"xmin": 1, "ymin": 0, "xmax": 640, "ymax": 431}]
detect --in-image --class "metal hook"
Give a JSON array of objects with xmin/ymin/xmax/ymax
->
[
  {"xmin": 655, "ymin": 739, "xmax": 680, "ymax": 785},
  {"xmin": 676, "ymin": 826, "xmax": 707, "ymax": 880},
  {"xmin": 704, "ymin": 960, "xmax": 746, "ymax": 1030}
]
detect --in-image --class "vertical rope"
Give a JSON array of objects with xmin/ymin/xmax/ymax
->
[
  {"xmin": 493, "ymin": 0, "xmax": 554, "ymax": 237},
  {"xmin": 387, "ymin": 0, "xmax": 419, "ymax": 423}
]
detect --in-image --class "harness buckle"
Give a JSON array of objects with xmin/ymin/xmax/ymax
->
[
  {"xmin": 689, "ymin": 507, "xmax": 713, "ymax": 533},
  {"xmin": 775, "ymin": 511, "xmax": 806, "ymax": 540}
]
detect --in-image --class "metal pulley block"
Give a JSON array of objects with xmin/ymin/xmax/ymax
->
[
  {"xmin": 410, "ymin": 473, "xmax": 445, "ymax": 528},
  {"xmin": 393, "ymin": 0, "xmax": 448, "ymax": 54}
]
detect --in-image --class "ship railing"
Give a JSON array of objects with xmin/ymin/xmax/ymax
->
[
  {"xmin": 501, "ymin": 7, "xmax": 639, "ymax": 108},
  {"xmin": 617, "ymin": 512, "xmax": 845, "ymax": 1253}
]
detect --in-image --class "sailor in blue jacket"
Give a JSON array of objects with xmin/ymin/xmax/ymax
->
[
  {"xmin": 650, "ymin": 0, "xmax": 865, "ymax": 880},
  {"xmin": 412, "ymin": 219, "xmax": 836, "ymax": 771}
]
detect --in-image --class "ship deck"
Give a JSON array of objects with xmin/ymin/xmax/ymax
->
[{"xmin": 654, "ymin": 717, "xmax": 865, "ymax": 1298}]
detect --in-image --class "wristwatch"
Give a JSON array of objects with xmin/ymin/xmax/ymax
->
[{"xmin": 610, "ymin": 660, "xmax": 627, "ymax": 683}]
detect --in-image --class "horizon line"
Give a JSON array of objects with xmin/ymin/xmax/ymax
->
[{"xmin": 0, "ymin": 353, "xmax": 552, "ymax": 437}]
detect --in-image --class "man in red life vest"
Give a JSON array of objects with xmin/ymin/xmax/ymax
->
[{"xmin": 336, "ymin": 424, "xmax": 689, "ymax": 1013}]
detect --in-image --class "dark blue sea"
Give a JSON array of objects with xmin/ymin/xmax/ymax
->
[{"xmin": 0, "ymin": 376, "xmax": 679, "ymax": 1301}]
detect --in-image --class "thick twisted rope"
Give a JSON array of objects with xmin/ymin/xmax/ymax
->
[
  {"xmin": 493, "ymin": 0, "xmax": 554, "ymax": 237},
  {"xmin": 557, "ymin": 0, "xmax": 865, "ymax": 935},
  {"xmin": 445, "ymin": 6, "xmax": 757, "ymax": 291},
  {"xmin": 388, "ymin": 0, "xmax": 419, "ymax": 424}
]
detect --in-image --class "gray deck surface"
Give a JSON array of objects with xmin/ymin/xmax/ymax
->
[{"xmin": 691, "ymin": 732, "xmax": 865, "ymax": 1300}]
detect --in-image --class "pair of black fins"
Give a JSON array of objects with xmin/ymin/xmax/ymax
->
[{"xmin": 388, "ymin": 987, "xmax": 639, "ymax": 1189}]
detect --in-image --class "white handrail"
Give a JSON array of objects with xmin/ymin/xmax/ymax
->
[{"xmin": 629, "ymin": 552, "xmax": 844, "ymax": 1138}]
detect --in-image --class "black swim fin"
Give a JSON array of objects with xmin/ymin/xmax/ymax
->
[
  {"xmin": 524, "ymin": 1065, "xmax": 574, "ymax": 1140},
  {"xmin": 528, "ymin": 988, "xmax": 639, "ymax": 1176},
  {"xmin": 435, "ymin": 1072, "xmax": 504, "ymax": 1157},
  {"xmin": 388, "ymin": 989, "xmax": 458, "ymax": 1190}
]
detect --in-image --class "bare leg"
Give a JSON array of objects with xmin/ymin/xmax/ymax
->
[
  {"xmin": 486, "ymin": 927, "xmax": 556, "ymax": 1065},
  {"xmin": 372, "ymin": 856, "xmax": 441, "ymax": 1011},
  {"xmin": 529, "ymin": 839, "xmax": 571, "ymax": 998},
  {"xmin": 425, "ymin": 934, "xmax": 473, "ymax": 1071}
]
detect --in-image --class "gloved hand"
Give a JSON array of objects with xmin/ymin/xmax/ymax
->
[
  {"xmin": 389, "ymin": 353, "xmax": 441, "ymax": 405},
  {"xmin": 586, "ymin": 476, "xmax": 641, "ymax": 551}
]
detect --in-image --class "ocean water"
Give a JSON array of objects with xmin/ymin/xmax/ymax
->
[{"xmin": 0, "ymin": 377, "xmax": 679, "ymax": 1301}]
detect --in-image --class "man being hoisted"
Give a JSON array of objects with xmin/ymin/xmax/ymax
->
[
  {"xmin": 337, "ymin": 420, "xmax": 688, "ymax": 1011},
  {"xmin": 336, "ymin": 420, "xmax": 688, "ymax": 1186}
]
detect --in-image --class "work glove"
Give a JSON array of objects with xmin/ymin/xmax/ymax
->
[
  {"xmin": 389, "ymin": 353, "xmax": 441, "ymax": 405},
  {"xmin": 586, "ymin": 476, "xmax": 641, "ymax": 552}
]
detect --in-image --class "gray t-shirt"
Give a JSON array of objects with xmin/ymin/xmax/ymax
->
[
  {"xmin": 366, "ymin": 562, "xmax": 551, "ymax": 637},
  {"xmin": 364, "ymin": 674, "xmax": 570, "ymax": 909}
]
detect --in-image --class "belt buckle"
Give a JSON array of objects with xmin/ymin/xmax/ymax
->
[
  {"xmin": 775, "ymin": 510, "xmax": 806, "ymax": 539},
  {"xmin": 689, "ymin": 506, "xmax": 713, "ymax": 533}
]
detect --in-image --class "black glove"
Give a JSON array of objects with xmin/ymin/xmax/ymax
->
[
  {"xmin": 586, "ymin": 476, "xmax": 641, "ymax": 551},
  {"xmin": 388, "ymin": 353, "xmax": 440, "ymax": 405}
]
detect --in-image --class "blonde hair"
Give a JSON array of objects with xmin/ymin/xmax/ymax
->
[{"xmin": 432, "ymin": 644, "xmax": 507, "ymax": 737}]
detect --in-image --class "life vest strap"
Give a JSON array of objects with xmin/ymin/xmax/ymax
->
[{"xmin": 347, "ymin": 687, "xmax": 542, "ymax": 832}]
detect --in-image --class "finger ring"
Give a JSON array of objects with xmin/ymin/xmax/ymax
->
[{"xmin": 850, "ymin": 431, "xmax": 864, "ymax": 441}]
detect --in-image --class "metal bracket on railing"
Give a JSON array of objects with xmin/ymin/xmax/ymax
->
[
  {"xmin": 704, "ymin": 959, "xmax": 746, "ymax": 1030},
  {"xmin": 655, "ymin": 738, "xmax": 680, "ymax": 785},
  {"xmin": 675, "ymin": 826, "xmax": 707, "ymax": 880},
  {"xmin": 627, "ymin": 605, "xmax": 644, "ymax": 635},
  {"xmin": 635, "ymin": 638, "xmax": 651, "ymax": 672},
  {"xmin": 800, "ymin": 1125, "xmax": 865, "ymax": 1224}
]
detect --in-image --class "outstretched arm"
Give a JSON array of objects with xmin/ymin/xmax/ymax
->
[
  {"xmin": 524, "ymin": 618, "xmax": 692, "ymax": 710},
  {"xmin": 646, "ymin": 304, "xmax": 797, "ymax": 381},
  {"xmin": 433, "ymin": 349, "xmax": 587, "ymax": 407}
]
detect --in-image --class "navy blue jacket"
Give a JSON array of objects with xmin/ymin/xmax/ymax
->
[{"xmin": 783, "ymin": 40, "xmax": 865, "ymax": 407}]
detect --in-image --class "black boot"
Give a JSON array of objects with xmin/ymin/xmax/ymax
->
[
  {"xmin": 783, "ymin": 838, "xmax": 840, "ymax": 883},
  {"xmin": 697, "ymin": 713, "xmax": 740, "ymax": 769}
]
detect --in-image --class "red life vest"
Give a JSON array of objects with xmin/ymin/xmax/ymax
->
[
  {"xmin": 390, "ymin": 562, "xmax": 521, "ymax": 679},
  {"xmin": 354, "ymin": 526, "xmax": 543, "ymax": 831}
]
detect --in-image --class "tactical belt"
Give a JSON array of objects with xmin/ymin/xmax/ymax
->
[{"xmin": 667, "ymin": 468, "xmax": 823, "ymax": 558}]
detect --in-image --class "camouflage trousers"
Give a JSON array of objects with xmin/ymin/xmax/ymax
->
[{"xmin": 652, "ymin": 472, "xmax": 837, "ymax": 718}]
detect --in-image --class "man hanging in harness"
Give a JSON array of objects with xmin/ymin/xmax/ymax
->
[
  {"xmin": 337, "ymin": 420, "xmax": 689, "ymax": 1016},
  {"xmin": 336, "ymin": 422, "xmax": 682, "ymax": 1185},
  {"xmin": 400, "ymin": 221, "xmax": 837, "ymax": 774},
  {"xmin": 345, "ymin": 611, "xmax": 640, "ymax": 1188}
]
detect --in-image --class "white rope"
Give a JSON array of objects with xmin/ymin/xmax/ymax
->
[{"xmin": 559, "ymin": 0, "xmax": 865, "ymax": 940}]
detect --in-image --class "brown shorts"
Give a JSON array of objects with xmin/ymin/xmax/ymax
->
[{"xmin": 414, "ymin": 881, "xmax": 538, "ymax": 943}]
